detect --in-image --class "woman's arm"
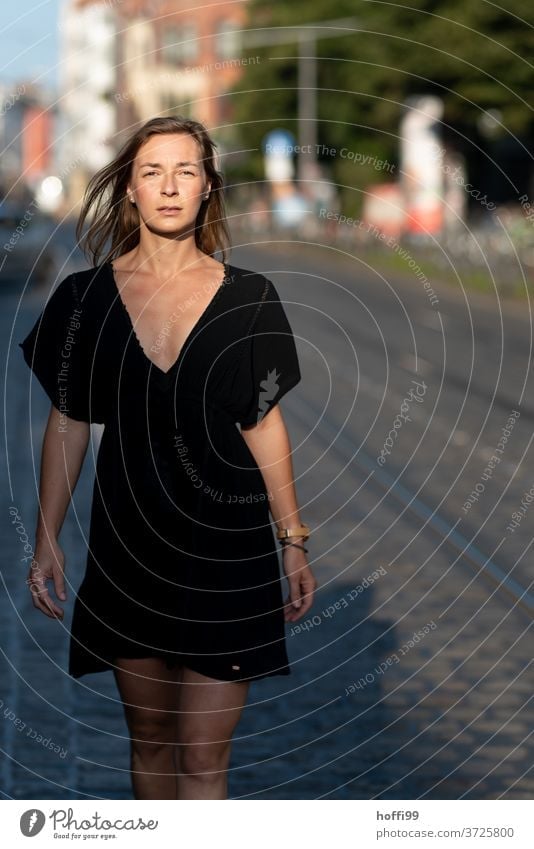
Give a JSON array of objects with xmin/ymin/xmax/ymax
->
[
  {"xmin": 28, "ymin": 404, "xmax": 90, "ymax": 619},
  {"xmin": 241, "ymin": 405, "xmax": 317, "ymax": 622}
]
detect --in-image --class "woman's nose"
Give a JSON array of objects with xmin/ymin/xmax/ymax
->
[{"xmin": 161, "ymin": 174, "xmax": 179, "ymax": 194}]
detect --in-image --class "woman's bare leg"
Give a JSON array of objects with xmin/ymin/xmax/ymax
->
[
  {"xmin": 112, "ymin": 656, "xmax": 183, "ymax": 800},
  {"xmin": 176, "ymin": 666, "xmax": 250, "ymax": 800}
]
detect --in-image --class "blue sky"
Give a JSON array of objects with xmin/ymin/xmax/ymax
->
[{"xmin": 1, "ymin": 0, "xmax": 62, "ymax": 90}]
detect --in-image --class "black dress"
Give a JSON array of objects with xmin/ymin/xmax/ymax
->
[{"xmin": 19, "ymin": 261, "xmax": 302, "ymax": 682}]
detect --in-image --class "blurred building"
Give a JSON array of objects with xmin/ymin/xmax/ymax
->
[
  {"xmin": 0, "ymin": 81, "xmax": 55, "ymax": 202},
  {"xmin": 59, "ymin": 0, "xmax": 118, "ymax": 211},
  {"xmin": 59, "ymin": 0, "xmax": 252, "ymax": 208},
  {"xmin": 113, "ymin": 0, "xmax": 248, "ymax": 142},
  {"xmin": 22, "ymin": 107, "xmax": 53, "ymax": 183}
]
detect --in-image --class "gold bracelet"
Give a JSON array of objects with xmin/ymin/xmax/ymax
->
[{"xmin": 276, "ymin": 523, "xmax": 310, "ymax": 541}]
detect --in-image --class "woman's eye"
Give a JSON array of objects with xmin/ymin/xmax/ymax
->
[{"xmin": 143, "ymin": 170, "xmax": 195, "ymax": 176}]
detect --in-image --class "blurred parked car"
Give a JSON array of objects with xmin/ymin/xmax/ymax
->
[{"xmin": 0, "ymin": 199, "xmax": 59, "ymax": 286}]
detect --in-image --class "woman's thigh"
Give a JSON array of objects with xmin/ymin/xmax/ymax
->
[
  {"xmin": 112, "ymin": 656, "xmax": 184, "ymax": 743},
  {"xmin": 177, "ymin": 666, "xmax": 250, "ymax": 746},
  {"xmin": 112, "ymin": 658, "xmax": 250, "ymax": 747}
]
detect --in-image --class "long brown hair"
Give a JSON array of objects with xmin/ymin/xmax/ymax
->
[{"xmin": 76, "ymin": 116, "xmax": 231, "ymax": 267}]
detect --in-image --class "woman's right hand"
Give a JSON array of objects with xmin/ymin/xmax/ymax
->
[{"xmin": 27, "ymin": 536, "xmax": 67, "ymax": 620}]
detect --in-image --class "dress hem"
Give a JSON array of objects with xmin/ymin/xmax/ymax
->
[{"xmin": 68, "ymin": 653, "xmax": 292, "ymax": 683}]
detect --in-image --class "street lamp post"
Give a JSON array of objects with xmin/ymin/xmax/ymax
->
[
  {"xmin": 297, "ymin": 31, "xmax": 317, "ymax": 181},
  {"xmin": 243, "ymin": 18, "xmax": 359, "ymax": 182}
]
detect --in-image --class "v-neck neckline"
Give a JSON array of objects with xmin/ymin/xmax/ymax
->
[{"xmin": 107, "ymin": 259, "xmax": 230, "ymax": 376}]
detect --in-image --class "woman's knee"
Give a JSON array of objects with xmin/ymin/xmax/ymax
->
[
  {"xmin": 127, "ymin": 708, "xmax": 178, "ymax": 751},
  {"xmin": 179, "ymin": 738, "xmax": 231, "ymax": 777}
]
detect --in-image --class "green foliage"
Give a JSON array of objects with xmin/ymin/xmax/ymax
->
[{"xmin": 228, "ymin": 0, "xmax": 534, "ymax": 207}]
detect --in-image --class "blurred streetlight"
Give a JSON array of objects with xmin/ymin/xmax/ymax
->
[
  {"xmin": 35, "ymin": 175, "xmax": 64, "ymax": 213},
  {"xmin": 477, "ymin": 108, "xmax": 503, "ymax": 140}
]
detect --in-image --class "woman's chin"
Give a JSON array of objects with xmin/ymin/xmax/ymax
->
[{"xmin": 144, "ymin": 218, "xmax": 195, "ymax": 238}]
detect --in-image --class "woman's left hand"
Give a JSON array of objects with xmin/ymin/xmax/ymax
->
[{"xmin": 281, "ymin": 545, "xmax": 318, "ymax": 622}]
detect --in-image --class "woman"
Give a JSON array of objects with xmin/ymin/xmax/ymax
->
[{"xmin": 19, "ymin": 116, "xmax": 317, "ymax": 800}]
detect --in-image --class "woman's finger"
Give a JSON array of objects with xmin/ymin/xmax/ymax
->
[
  {"xmin": 296, "ymin": 589, "xmax": 314, "ymax": 616},
  {"xmin": 53, "ymin": 568, "xmax": 67, "ymax": 602},
  {"xmin": 283, "ymin": 571, "xmax": 317, "ymax": 621},
  {"xmin": 292, "ymin": 589, "xmax": 313, "ymax": 618},
  {"xmin": 283, "ymin": 588, "xmax": 304, "ymax": 621},
  {"xmin": 283, "ymin": 594, "xmax": 300, "ymax": 622},
  {"xmin": 27, "ymin": 578, "xmax": 63, "ymax": 618}
]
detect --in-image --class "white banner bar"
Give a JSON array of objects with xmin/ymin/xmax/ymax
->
[{"xmin": 3, "ymin": 799, "xmax": 533, "ymax": 847}]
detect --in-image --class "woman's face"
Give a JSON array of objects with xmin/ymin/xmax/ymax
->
[{"xmin": 127, "ymin": 132, "xmax": 211, "ymax": 234}]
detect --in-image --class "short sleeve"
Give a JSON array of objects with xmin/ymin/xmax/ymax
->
[
  {"xmin": 238, "ymin": 278, "xmax": 301, "ymax": 427},
  {"xmin": 18, "ymin": 273, "xmax": 93, "ymax": 423}
]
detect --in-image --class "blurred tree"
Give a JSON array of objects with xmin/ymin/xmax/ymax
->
[{"xmin": 228, "ymin": 0, "xmax": 534, "ymax": 215}]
